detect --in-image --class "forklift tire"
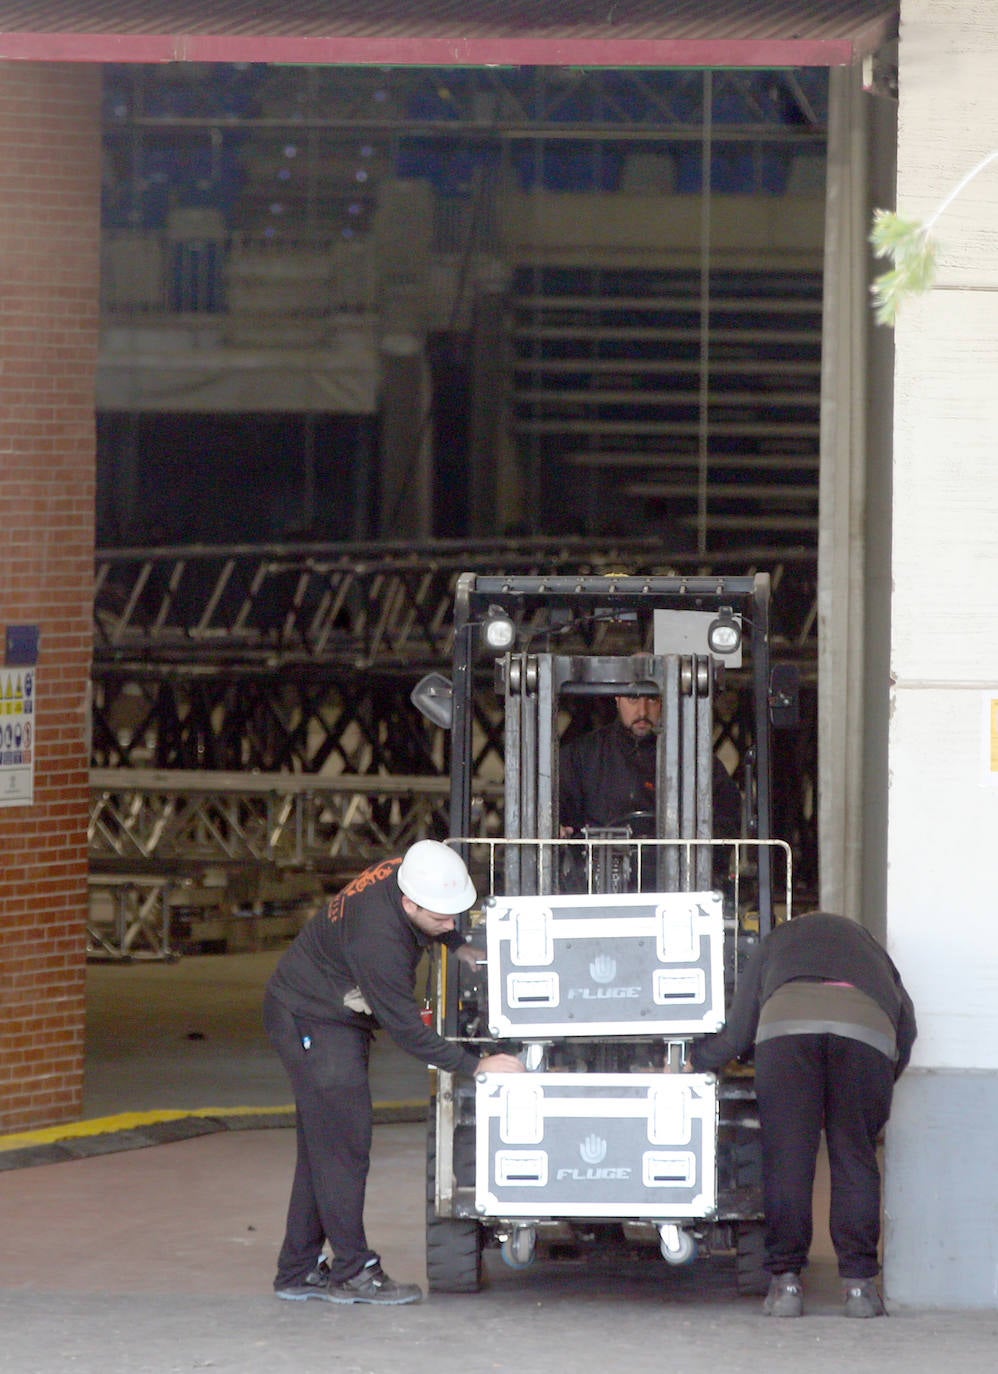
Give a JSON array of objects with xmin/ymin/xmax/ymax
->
[
  {"xmin": 426, "ymin": 1106, "xmax": 484, "ymax": 1293},
  {"xmin": 427, "ymin": 1215, "xmax": 485, "ymax": 1293},
  {"xmin": 735, "ymin": 1221, "xmax": 769, "ymax": 1295}
]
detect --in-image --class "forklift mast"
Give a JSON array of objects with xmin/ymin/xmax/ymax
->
[{"xmin": 448, "ymin": 572, "xmax": 777, "ymax": 930}]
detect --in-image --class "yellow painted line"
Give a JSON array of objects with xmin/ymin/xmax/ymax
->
[{"xmin": 0, "ymin": 1099, "xmax": 426, "ymax": 1153}]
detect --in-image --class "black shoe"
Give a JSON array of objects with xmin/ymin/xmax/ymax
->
[
  {"xmin": 842, "ymin": 1277, "xmax": 886, "ymax": 1318},
  {"xmin": 304, "ymin": 1256, "xmax": 331, "ymax": 1286},
  {"xmin": 275, "ymin": 1254, "xmax": 332, "ymax": 1301},
  {"xmin": 762, "ymin": 1272, "xmax": 803, "ymax": 1318},
  {"xmin": 274, "ymin": 1278, "xmax": 332, "ymax": 1302},
  {"xmin": 325, "ymin": 1259, "xmax": 422, "ymax": 1306}
]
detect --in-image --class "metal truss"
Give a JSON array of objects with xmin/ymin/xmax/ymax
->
[
  {"xmin": 87, "ymin": 875, "xmax": 176, "ymax": 962},
  {"xmin": 94, "ymin": 538, "xmax": 817, "ymax": 675},
  {"xmin": 108, "ymin": 65, "xmax": 827, "ymax": 142},
  {"xmin": 87, "ymin": 767, "xmax": 505, "ymax": 959},
  {"xmin": 89, "ymin": 767, "xmax": 484, "ymax": 874},
  {"xmin": 91, "ymin": 539, "xmax": 819, "ymax": 901}
]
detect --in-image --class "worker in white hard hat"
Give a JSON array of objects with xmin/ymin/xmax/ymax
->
[{"xmin": 264, "ymin": 840, "xmax": 523, "ymax": 1307}]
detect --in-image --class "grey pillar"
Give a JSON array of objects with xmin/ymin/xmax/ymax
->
[
  {"xmin": 860, "ymin": 83, "xmax": 898, "ymax": 942},
  {"xmin": 468, "ymin": 281, "xmax": 507, "ymax": 538},
  {"xmin": 817, "ymin": 65, "xmax": 871, "ymax": 920},
  {"xmin": 378, "ymin": 334, "xmax": 432, "ymax": 540}
]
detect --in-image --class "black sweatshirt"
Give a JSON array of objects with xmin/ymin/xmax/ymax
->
[
  {"xmin": 266, "ymin": 857, "xmax": 481, "ymax": 1077},
  {"xmin": 559, "ymin": 719, "xmax": 741, "ymax": 837},
  {"xmin": 688, "ymin": 911, "xmax": 917, "ymax": 1079}
]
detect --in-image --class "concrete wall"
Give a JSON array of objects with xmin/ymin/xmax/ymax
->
[
  {"xmin": 884, "ymin": 1, "xmax": 998, "ymax": 1308},
  {"xmin": 0, "ymin": 63, "xmax": 101, "ymax": 1131}
]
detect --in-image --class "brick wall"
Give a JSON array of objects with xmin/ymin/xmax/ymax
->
[{"xmin": 0, "ymin": 62, "xmax": 101, "ymax": 1131}]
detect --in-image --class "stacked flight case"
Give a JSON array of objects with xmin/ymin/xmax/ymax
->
[{"xmin": 475, "ymin": 888, "xmax": 725, "ymax": 1224}]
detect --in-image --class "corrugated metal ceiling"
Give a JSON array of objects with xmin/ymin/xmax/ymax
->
[{"xmin": 0, "ymin": 1, "xmax": 898, "ymax": 67}]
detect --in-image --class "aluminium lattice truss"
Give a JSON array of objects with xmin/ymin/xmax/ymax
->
[
  {"xmin": 94, "ymin": 537, "xmax": 817, "ymax": 675},
  {"xmin": 91, "ymin": 539, "xmax": 819, "ymax": 894},
  {"xmin": 88, "ymin": 768, "xmax": 497, "ymax": 876},
  {"xmin": 109, "ymin": 65, "xmax": 826, "ymax": 152}
]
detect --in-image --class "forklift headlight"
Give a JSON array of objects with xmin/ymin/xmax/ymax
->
[
  {"xmin": 482, "ymin": 606, "xmax": 516, "ymax": 653},
  {"xmin": 707, "ymin": 609, "xmax": 742, "ymax": 657}
]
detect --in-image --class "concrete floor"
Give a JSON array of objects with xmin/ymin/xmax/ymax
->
[
  {"xmin": 1, "ymin": 951, "xmax": 995, "ymax": 1373},
  {"xmin": 82, "ymin": 950, "xmax": 427, "ymax": 1118}
]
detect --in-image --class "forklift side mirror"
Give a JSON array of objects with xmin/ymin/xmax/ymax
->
[
  {"xmin": 768, "ymin": 663, "xmax": 800, "ymax": 730},
  {"xmin": 411, "ymin": 672, "xmax": 454, "ymax": 730}
]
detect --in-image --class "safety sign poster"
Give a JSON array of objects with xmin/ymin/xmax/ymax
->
[{"xmin": 0, "ymin": 667, "xmax": 35, "ymax": 806}]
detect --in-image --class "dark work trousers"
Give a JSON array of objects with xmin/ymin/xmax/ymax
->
[
  {"xmin": 263, "ymin": 988, "xmax": 379, "ymax": 1286},
  {"xmin": 754, "ymin": 1032, "xmax": 895, "ymax": 1279}
]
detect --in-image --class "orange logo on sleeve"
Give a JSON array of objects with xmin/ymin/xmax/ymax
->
[{"xmin": 327, "ymin": 857, "xmax": 402, "ymax": 924}]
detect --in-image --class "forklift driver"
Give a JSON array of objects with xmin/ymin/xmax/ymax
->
[{"xmin": 559, "ymin": 692, "xmax": 741, "ymax": 842}]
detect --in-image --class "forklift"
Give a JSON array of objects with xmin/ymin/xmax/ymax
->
[{"xmin": 412, "ymin": 572, "xmax": 798, "ymax": 1293}]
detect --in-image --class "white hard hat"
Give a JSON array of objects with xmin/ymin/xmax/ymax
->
[{"xmin": 397, "ymin": 840, "xmax": 476, "ymax": 915}]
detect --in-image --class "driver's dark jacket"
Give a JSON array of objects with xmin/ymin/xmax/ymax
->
[{"xmin": 559, "ymin": 719, "xmax": 741, "ymax": 837}]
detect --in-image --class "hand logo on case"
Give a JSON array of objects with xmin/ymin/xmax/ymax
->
[
  {"xmin": 580, "ymin": 1134, "xmax": 607, "ymax": 1165},
  {"xmin": 590, "ymin": 954, "xmax": 617, "ymax": 984}
]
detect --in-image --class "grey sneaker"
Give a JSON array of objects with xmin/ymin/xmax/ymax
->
[
  {"xmin": 842, "ymin": 1277, "xmax": 886, "ymax": 1318},
  {"xmin": 325, "ymin": 1259, "xmax": 422, "ymax": 1306},
  {"xmin": 763, "ymin": 1272, "xmax": 804, "ymax": 1317}
]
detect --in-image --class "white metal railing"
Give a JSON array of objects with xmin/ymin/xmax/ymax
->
[{"xmin": 452, "ymin": 834, "xmax": 793, "ymax": 925}]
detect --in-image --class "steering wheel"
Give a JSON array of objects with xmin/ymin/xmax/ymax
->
[{"xmin": 603, "ymin": 809, "xmax": 657, "ymax": 839}]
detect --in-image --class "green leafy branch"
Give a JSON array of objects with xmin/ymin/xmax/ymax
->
[{"xmin": 870, "ymin": 149, "xmax": 998, "ymax": 326}]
